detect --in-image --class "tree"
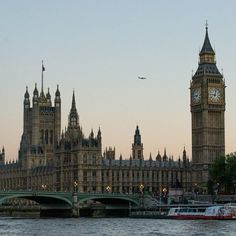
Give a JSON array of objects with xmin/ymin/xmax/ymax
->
[
  {"xmin": 225, "ymin": 153, "xmax": 236, "ymax": 193},
  {"xmin": 208, "ymin": 153, "xmax": 236, "ymax": 194}
]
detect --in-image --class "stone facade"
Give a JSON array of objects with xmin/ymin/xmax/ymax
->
[
  {"xmin": 0, "ymin": 86, "xmax": 192, "ymax": 194},
  {"xmin": 1, "ymin": 27, "xmax": 225, "ymax": 195},
  {"xmin": 55, "ymin": 124, "xmax": 192, "ymax": 194}
]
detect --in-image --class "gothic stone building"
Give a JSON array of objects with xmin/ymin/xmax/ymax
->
[
  {"xmin": 0, "ymin": 84, "xmax": 191, "ymax": 194},
  {"xmin": 0, "ymin": 26, "xmax": 224, "ymax": 194}
]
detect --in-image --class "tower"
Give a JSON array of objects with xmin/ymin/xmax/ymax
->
[
  {"xmin": 68, "ymin": 91, "xmax": 79, "ymax": 129},
  {"xmin": 66, "ymin": 91, "xmax": 83, "ymax": 141},
  {"xmin": 0, "ymin": 147, "xmax": 5, "ymax": 165},
  {"xmin": 19, "ymin": 63, "xmax": 62, "ymax": 168},
  {"xmin": 132, "ymin": 126, "xmax": 144, "ymax": 160},
  {"xmin": 190, "ymin": 25, "xmax": 225, "ymax": 186},
  {"xmin": 54, "ymin": 85, "xmax": 61, "ymax": 146}
]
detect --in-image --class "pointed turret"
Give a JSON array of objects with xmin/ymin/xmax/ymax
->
[
  {"xmin": 46, "ymin": 88, "xmax": 52, "ymax": 105},
  {"xmin": 183, "ymin": 146, "xmax": 187, "ymax": 166},
  {"xmin": 200, "ymin": 24, "xmax": 215, "ymax": 55},
  {"xmin": 97, "ymin": 127, "xmax": 101, "ymax": 138},
  {"xmin": 24, "ymin": 86, "xmax": 29, "ymax": 99},
  {"xmin": 24, "ymin": 86, "xmax": 30, "ymax": 109},
  {"xmin": 193, "ymin": 24, "xmax": 221, "ymax": 77},
  {"xmin": 198, "ymin": 24, "xmax": 215, "ymax": 65},
  {"xmin": 97, "ymin": 127, "xmax": 102, "ymax": 148},
  {"xmin": 33, "ymin": 83, "xmax": 39, "ymax": 107},
  {"xmin": 71, "ymin": 91, "xmax": 76, "ymax": 111},
  {"xmin": 132, "ymin": 125, "xmax": 143, "ymax": 160},
  {"xmin": 134, "ymin": 125, "xmax": 141, "ymax": 145},
  {"xmin": 55, "ymin": 85, "xmax": 61, "ymax": 98},
  {"xmin": 23, "ymin": 86, "xmax": 31, "ymax": 136},
  {"xmin": 33, "ymin": 83, "xmax": 39, "ymax": 97},
  {"xmin": 90, "ymin": 129, "xmax": 94, "ymax": 139},
  {"xmin": 54, "ymin": 85, "xmax": 61, "ymax": 106},
  {"xmin": 149, "ymin": 153, "xmax": 152, "ymax": 161},
  {"xmin": 163, "ymin": 148, "xmax": 167, "ymax": 161},
  {"xmin": 67, "ymin": 91, "xmax": 79, "ymax": 130},
  {"xmin": 46, "ymin": 88, "xmax": 51, "ymax": 100},
  {"xmin": 54, "ymin": 85, "xmax": 61, "ymax": 146},
  {"xmin": 0, "ymin": 146, "xmax": 5, "ymax": 165},
  {"xmin": 156, "ymin": 150, "xmax": 161, "ymax": 161}
]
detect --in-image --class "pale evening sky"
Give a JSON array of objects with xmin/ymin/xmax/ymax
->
[{"xmin": 0, "ymin": 0, "xmax": 236, "ymax": 161}]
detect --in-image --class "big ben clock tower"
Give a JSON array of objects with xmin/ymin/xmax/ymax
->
[{"xmin": 190, "ymin": 24, "xmax": 225, "ymax": 188}]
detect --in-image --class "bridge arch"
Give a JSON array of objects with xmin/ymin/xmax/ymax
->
[
  {"xmin": 77, "ymin": 194, "xmax": 139, "ymax": 206},
  {"xmin": 0, "ymin": 192, "xmax": 72, "ymax": 207}
]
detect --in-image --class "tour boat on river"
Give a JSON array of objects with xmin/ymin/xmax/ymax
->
[{"xmin": 167, "ymin": 204, "xmax": 236, "ymax": 220}]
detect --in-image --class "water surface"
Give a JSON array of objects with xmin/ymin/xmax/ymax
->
[{"xmin": 0, "ymin": 217, "xmax": 235, "ymax": 236}]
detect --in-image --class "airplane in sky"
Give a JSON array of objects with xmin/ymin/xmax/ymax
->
[{"xmin": 138, "ymin": 76, "xmax": 147, "ymax": 80}]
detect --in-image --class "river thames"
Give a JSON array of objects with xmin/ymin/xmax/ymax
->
[{"xmin": 0, "ymin": 217, "xmax": 235, "ymax": 236}]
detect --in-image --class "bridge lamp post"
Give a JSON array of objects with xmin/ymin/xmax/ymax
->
[
  {"xmin": 162, "ymin": 187, "xmax": 167, "ymax": 204},
  {"xmin": 72, "ymin": 181, "xmax": 79, "ymax": 217},
  {"xmin": 106, "ymin": 185, "xmax": 111, "ymax": 193},
  {"xmin": 41, "ymin": 184, "xmax": 47, "ymax": 191},
  {"xmin": 139, "ymin": 184, "xmax": 144, "ymax": 208},
  {"xmin": 74, "ymin": 181, "xmax": 78, "ymax": 193},
  {"xmin": 139, "ymin": 184, "xmax": 144, "ymax": 194},
  {"xmin": 162, "ymin": 187, "xmax": 167, "ymax": 194}
]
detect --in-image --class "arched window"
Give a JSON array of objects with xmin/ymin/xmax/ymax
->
[
  {"xmin": 83, "ymin": 154, "xmax": 87, "ymax": 164},
  {"xmin": 92, "ymin": 155, "xmax": 96, "ymax": 164},
  {"xmin": 45, "ymin": 130, "xmax": 48, "ymax": 144},
  {"xmin": 41, "ymin": 130, "xmax": 44, "ymax": 144},
  {"xmin": 50, "ymin": 130, "xmax": 53, "ymax": 144},
  {"xmin": 73, "ymin": 154, "xmax": 78, "ymax": 164}
]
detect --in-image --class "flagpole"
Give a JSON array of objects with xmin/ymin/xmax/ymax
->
[{"xmin": 41, "ymin": 60, "xmax": 44, "ymax": 93}]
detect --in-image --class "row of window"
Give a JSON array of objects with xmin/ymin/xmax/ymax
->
[{"xmin": 40, "ymin": 129, "xmax": 53, "ymax": 145}]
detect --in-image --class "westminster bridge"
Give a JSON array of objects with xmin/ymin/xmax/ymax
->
[{"xmin": 0, "ymin": 191, "xmax": 141, "ymax": 217}]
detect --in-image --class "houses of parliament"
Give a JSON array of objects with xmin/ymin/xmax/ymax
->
[{"xmin": 0, "ymin": 26, "xmax": 225, "ymax": 194}]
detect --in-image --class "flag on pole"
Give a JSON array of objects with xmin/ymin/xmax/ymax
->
[{"xmin": 41, "ymin": 61, "xmax": 45, "ymax": 93}]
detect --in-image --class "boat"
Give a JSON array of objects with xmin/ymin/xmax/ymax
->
[{"xmin": 167, "ymin": 204, "xmax": 236, "ymax": 220}]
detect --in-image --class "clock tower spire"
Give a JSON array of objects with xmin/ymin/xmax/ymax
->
[{"xmin": 190, "ymin": 25, "xmax": 225, "ymax": 190}]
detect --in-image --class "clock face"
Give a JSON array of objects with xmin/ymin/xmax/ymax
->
[
  {"xmin": 192, "ymin": 88, "xmax": 201, "ymax": 104},
  {"xmin": 208, "ymin": 87, "xmax": 221, "ymax": 103}
]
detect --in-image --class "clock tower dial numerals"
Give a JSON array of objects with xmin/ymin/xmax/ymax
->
[
  {"xmin": 191, "ymin": 88, "xmax": 201, "ymax": 104},
  {"xmin": 208, "ymin": 87, "xmax": 222, "ymax": 103}
]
